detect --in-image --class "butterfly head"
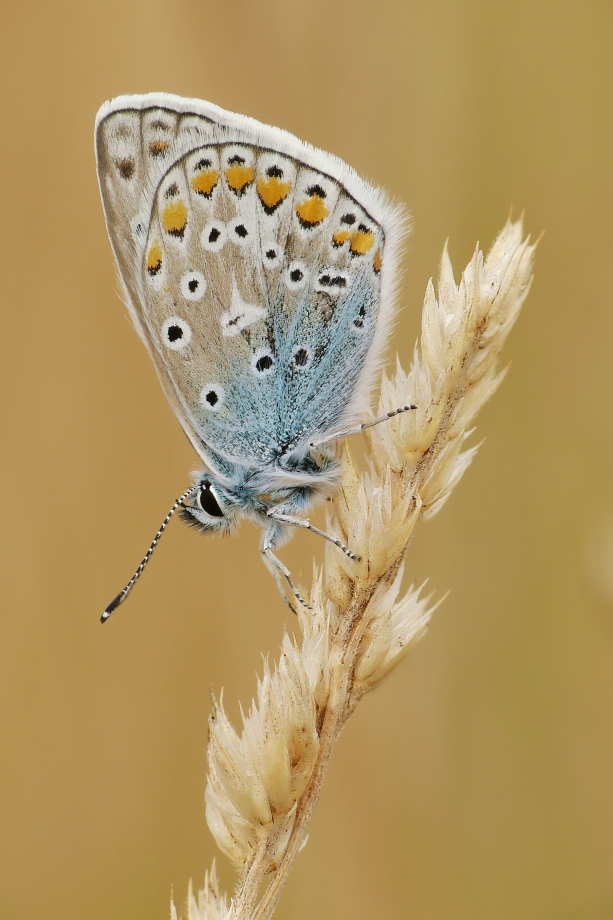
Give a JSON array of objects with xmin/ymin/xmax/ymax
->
[
  {"xmin": 179, "ymin": 476, "xmax": 240, "ymax": 535},
  {"xmin": 179, "ymin": 449, "xmax": 340, "ymax": 536}
]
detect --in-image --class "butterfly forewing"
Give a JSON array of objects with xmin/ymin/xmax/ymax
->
[{"xmin": 96, "ymin": 95, "xmax": 395, "ymax": 468}]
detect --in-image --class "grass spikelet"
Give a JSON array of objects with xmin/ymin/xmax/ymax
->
[
  {"xmin": 205, "ymin": 642, "xmax": 319, "ymax": 876},
  {"xmin": 173, "ymin": 220, "xmax": 535, "ymax": 920}
]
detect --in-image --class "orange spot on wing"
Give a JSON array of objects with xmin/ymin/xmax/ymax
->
[
  {"xmin": 147, "ymin": 242, "xmax": 162, "ymax": 275},
  {"xmin": 296, "ymin": 194, "xmax": 328, "ymax": 227},
  {"xmin": 149, "ymin": 140, "xmax": 168, "ymax": 157},
  {"xmin": 162, "ymin": 201, "xmax": 188, "ymax": 237},
  {"xmin": 257, "ymin": 175, "xmax": 291, "ymax": 213},
  {"xmin": 191, "ymin": 169, "xmax": 219, "ymax": 197},
  {"xmin": 332, "ymin": 229, "xmax": 351, "ymax": 247},
  {"xmin": 225, "ymin": 163, "xmax": 254, "ymax": 194},
  {"xmin": 350, "ymin": 230, "xmax": 375, "ymax": 255},
  {"xmin": 373, "ymin": 247, "xmax": 382, "ymax": 273}
]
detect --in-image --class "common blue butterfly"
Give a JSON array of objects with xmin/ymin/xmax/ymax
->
[{"xmin": 96, "ymin": 94, "xmax": 413, "ymax": 621}]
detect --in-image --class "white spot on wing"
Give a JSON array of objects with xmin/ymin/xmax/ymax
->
[
  {"xmin": 284, "ymin": 261, "xmax": 308, "ymax": 291},
  {"xmin": 228, "ymin": 217, "xmax": 253, "ymax": 246},
  {"xmin": 130, "ymin": 214, "xmax": 148, "ymax": 242},
  {"xmin": 180, "ymin": 270, "xmax": 207, "ymax": 301},
  {"xmin": 199, "ymin": 384, "xmax": 225, "ymax": 411},
  {"xmin": 221, "ymin": 280, "xmax": 267, "ymax": 337},
  {"xmin": 201, "ymin": 220, "xmax": 226, "ymax": 252},
  {"xmin": 251, "ymin": 347, "xmax": 275, "ymax": 376},
  {"xmin": 262, "ymin": 241, "xmax": 282, "ymax": 269},
  {"xmin": 161, "ymin": 316, "xmax": 192, "ymax": 350},
  {"xmin": 315, "ymin": 269, "xmax": 349, "ymax": 296}
]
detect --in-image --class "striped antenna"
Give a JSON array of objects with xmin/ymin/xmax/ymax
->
[
  {"xmin": 309, "ymin": 404, "xmax": 417, "ymax": 448},
  {"xmin": 101, "ymin": 484, "xmax": 200, "ymax": 624}
]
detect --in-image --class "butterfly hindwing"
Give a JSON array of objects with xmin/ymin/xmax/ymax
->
[{"xmin": 96, "ymin": 94, "xmax": 403, "ymax": 469}]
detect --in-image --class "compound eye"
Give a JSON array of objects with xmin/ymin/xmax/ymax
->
[{"xmin": 198, "ymin": 483, "xmax": 224, "ymax": 518}]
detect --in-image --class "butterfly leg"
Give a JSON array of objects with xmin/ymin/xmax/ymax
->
[
  {"xmin": 261, "ymin": 527, "xmax": 311, "ymax": 611},
  {"xmin": 262, "ymin": 553, "xmax": 298, "ymax": 615},
  {"xmin": 267, "ymin": 510, "xmax": 361, "ymax": 562},
  {"xmin": 309, "ymin": 404, "xmax": 418, "ymax": 448}
]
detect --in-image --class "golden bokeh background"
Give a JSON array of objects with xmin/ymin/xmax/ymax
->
[{"xmin": 1, "ymin": 1, "xmax": 612, "ymax": 917}]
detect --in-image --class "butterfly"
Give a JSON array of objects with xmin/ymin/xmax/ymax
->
[{"xmin": 96, "ymin": 93, "xmax": 413, "ymax": 622}]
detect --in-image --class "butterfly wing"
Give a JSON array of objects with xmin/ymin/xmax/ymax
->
[{"xmin": 95, "ymin": 94, "xmax": 406, "ymax": 469}]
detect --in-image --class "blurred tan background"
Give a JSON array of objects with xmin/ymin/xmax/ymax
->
[{"xmin": 1, "ymin": 1, "xmax": 612, "ymax": 918}]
